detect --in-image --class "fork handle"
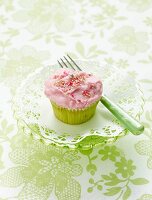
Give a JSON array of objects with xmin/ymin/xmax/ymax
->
[{"xmin": 100, "ymin": 95, "xmax": 144, "ymax": 135}]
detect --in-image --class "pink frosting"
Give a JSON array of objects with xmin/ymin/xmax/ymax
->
[{"xmin": 44, "ymin": 69, "xmax": 103, "ymax": 109}]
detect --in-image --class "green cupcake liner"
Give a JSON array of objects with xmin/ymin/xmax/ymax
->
[{"xmin": 50, "ymin": 101, "xmax": 99, "ymax": 125}]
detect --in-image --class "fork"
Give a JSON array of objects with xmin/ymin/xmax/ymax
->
[{"xmin": 57, "ymin": 55, "xmax": 144, "ymax": 135}]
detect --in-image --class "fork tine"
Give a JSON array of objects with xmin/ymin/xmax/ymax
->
[
  {"xmin": 64, "ymin": 56, "xmax": 75, "ymax": 70},
  {"xmin": 60, "ymin": 58, "xmax": 69, "ymax": 68},
  {"xmin": 58, "ymin": 60, "xmax": 64, "ymax": 68},
  {"xmin": 67, "ymin": 54, "xmax": 82, "ymax": 71}
]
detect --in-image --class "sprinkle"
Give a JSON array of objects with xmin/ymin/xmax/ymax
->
[
  {"xmin": 82, "ymin": 90, "xmax": 91, "ymax": 97},
  {"xmin": 64, "ymin": 71, "xmax": 68, "ymax": 76},
  {"xmin": 90, "ymin": 84, "xmax": 95, "ymax": 89},
  {"xmin": 70, "ymin": 74, "xmax": 74, "ymax": 78},
  {"xmin": 67, "ymin": 81, "xmax": 73, "ymax": 86},
  {"xmin": 55, "ymin": 80, "xmax": 65, "ymax": 87}
]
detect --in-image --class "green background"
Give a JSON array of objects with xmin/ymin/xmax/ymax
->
[{"xmin": 0, "ymin": 0, "xmax": 152, "ymax": 199}]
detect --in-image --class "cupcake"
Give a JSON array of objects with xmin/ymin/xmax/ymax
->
[{"xmin": 44, "ymin": 69, "xmax": 103, "ymax": 124}]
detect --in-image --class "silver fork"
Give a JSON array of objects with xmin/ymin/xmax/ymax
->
[{"xmin": 57, "ymin": 55, "xmax": 144, "ymax": 135}]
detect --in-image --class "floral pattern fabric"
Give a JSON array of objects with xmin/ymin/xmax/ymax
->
[{"xmin": 0, "ymin": 0, "xmax": 152, "ymax": 199}]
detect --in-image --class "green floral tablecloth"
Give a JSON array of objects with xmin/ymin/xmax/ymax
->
[{"xmin": 0, "ymin": 0, "xmax": 152, "ymax": 200}]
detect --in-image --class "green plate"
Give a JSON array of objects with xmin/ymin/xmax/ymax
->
[{"xmin": 13, "ymin": 60, "xmax": 144, "ymax": 149}]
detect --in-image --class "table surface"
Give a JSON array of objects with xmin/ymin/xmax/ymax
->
[{"xmin": 0, "ymin": 0, "xmax": 152, "ymax": 200}]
